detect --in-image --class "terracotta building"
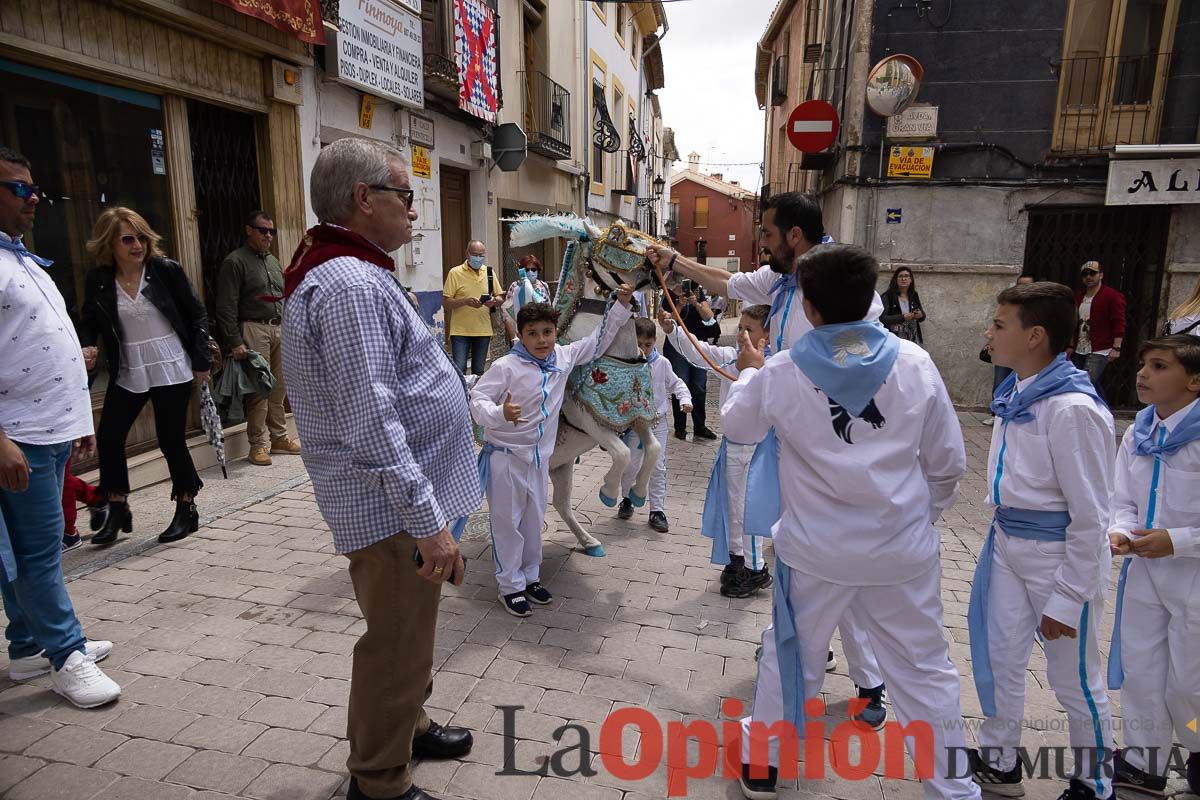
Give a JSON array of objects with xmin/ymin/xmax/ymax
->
[{"xmin": 668, "ymin": 153, "xmax": 758, "ymax": 273}]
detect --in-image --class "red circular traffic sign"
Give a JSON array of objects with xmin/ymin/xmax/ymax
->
[{"xmin": 786, "ymin": 100, "xmax": 840, "ymax": 153}]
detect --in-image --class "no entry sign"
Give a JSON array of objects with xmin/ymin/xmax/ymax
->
[{"xmin": 786, "ymin": 100, "xmax": 840, "ymax": 153}]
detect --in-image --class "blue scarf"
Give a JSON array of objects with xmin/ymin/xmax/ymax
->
[
  {"xmin": 788, "ymin": 321, "xmax": 899, "ymax": 417},
  {"xmin": 742, "ymin": 430, "xmax": 780, "ymax": 539},
  {"xmin": 768, "ymin": 272, "xmax": 797, "ymax": 353},
  {"xmin": 991, "ymin": 353, "xmax": 1104, "ymax": 423},
  {"xmin": 646, "ymin": 348, "xmax": 660, "ymax": 364},
  {"xmin": 510, "ymin": 341, "xmax": 562, "ymax": 373},
  {"xmin": 1132, "ymin": 400, "xmax": 1200, "ymax": 457},
  {"xmin": 450, "ymin": 442, "xmax": 510, "ymax": 541},
  {"xmin": 701, "ymin": 438, "xmax": 731, "ymax": 564},
  {"xmin": 0, "ymin": 237, "xmax": 53, "ymax": 268}
]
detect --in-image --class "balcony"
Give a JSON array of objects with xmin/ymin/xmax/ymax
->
[
  {"xmin": 1051, "ymin": 52, "xmax": 1174, "ymax": 157},
  {"xmin": 520, "ymin": 70, "xmax": 571, "ymax": 160}
]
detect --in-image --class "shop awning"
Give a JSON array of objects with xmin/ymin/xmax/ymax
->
[{"xmin": 213, "ymin": 0, "xmax": 325, "ymax": 45}]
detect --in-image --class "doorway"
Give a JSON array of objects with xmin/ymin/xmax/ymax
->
[{"xmin": 439, "ymin": 165, "xmax": 471, "ymax": 340}]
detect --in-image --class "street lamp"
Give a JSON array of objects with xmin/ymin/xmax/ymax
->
[{"xmin": 652, "ymin": 175, "xmax": 666, "ymax": 199}]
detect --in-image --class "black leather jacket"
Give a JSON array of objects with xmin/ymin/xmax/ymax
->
[{"xmin": 79, "ymin": 257, "xmax": 212, "ymax": 379}]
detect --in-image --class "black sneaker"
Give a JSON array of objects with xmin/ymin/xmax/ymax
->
[
  {"xmin": 500, "ymin": 592, "xmax": 532, "ymax": 617},
  {"xmin": 1186, "ymin": 752, "xmax": 1199, "ymax": 796},
  {"xmin": 617, "ymin": 498, "xmax": 634, "ymax": 520},
  {"xmin": 746, "ymin": 565, "xmax": 772, "ymax": 591},
  {"xmin": 1056, "ymin": 778, "xmax": 1112, "ymax": 800},
  {"xmin": 648, "ymin": 511, "xmax": 669, "ymax": 532},
  {"xmin": 524, "ymin": 582, "xmax": 553, "ymax": 605},
  {"xmin": 721, "ymin": 554, "xmax": 746, "ymax": 588},
  {"xmin": 969, "ymin": 747, "xmax": 1025, "ymax": 797},
  {"xmin": 851, "ymin": 684, "xmax": 887, "ymax": 730},
  {"xmin": 826, "ymin": 650, "xmax": 837, "ymax": 671},
  {"xmin": 739, "ymin": 762, "xmax": 778, "ymax": 800},
  {"xmin": 722, "ymin": 566, "xmax": 772, "ymax": 598},
  {"xmin": 694, "ymin": 427, "xmax": 719, "ymax": 440},
  {"xmin": 62, "ymin": 531, "xmax": 82, "ymax": 552},
  {"xmin": 1112, "ymin": 749, "xmax": 1167, "ymax": 797}
]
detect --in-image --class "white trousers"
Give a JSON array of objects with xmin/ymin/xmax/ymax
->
[
  {"xmin": 620, "ymin": 419, "xmax": 669, "ymax": 513},
  {"xmin": 486, "ymin": 450, "xmax": 547, "ymax": 596},
  {"xmin": 742, "ymin": 562, "xmax": 979, "ymax": 800},
  {"xmin": 725, "ymin": 441, "xmax": 765, "ymax": 570},
  {"xmin": 1117, "ymin": 555, "xmax": 1200, "ymax": 775},
  {"xmin": 975, "ymin": 532, "xmax": 1114, "ymax": 795}
]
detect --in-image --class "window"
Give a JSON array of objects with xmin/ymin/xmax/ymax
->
[
  {"xmin": 592, "ymin": 79, "xmax": 606, "ymax": 190},
  {"xmin": 615, "ymin": 3, "xmax": 627, "ymax": 47},
  {"xmin": 669, "ymin": 199, "xmax": 680, "ymax": 233},
  {"xmin": 612, "ymin": 81, "xmax": 624, "ymax": 194},
  {"xmin": 694, "ymin": 196, "xmax": 710, "ymax": 228}
]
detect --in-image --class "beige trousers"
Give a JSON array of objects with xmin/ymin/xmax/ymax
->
[{"xmin": 240, "ymin": 320, "xmax": 287, "ymax": 448}]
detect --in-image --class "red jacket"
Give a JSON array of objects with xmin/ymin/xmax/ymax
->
[{"xmin": 1073, "ymin": 285, "xmax": 1126, "ymax": 352}]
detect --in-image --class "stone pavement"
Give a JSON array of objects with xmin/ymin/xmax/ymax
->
[{"xmin": 1, "ymin": 401, "xmax": 1195, "ymax": 800}]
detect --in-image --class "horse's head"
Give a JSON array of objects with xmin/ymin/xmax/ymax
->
[{"xmin": 586, "ymin": 224, "xmax": 661, "ymax": 297}]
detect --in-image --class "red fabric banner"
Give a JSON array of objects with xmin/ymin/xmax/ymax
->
[{"xmin": 214, "ymin": 0, "xmax": 325, "ymax": 45}]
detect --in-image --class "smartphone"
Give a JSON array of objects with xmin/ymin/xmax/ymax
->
[
  {"xmin": 480, "ymin": 293, "xmax": 492, "ymax": 303},
  {"xmin": 414, "ymin": 546, "xmax": 468, "ymax": 574},
  {"xmin": 681, "ymin": 279, "xmax": 694, "ymax": 294}
]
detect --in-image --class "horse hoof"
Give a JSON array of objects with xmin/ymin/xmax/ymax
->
[
  {"xmin": 628, "ymin": 491, "xmax": 646, "ymax": 508},
  {"xmin": 598, "ymin": 491, "xmax": 618, "ymax": 507},
  {"xmin": 584, "ymin": 544, "xmax": 606, "ymax": 557}
]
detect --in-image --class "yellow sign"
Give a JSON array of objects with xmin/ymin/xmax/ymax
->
[
  {"xmin": 358, "ymin": 94, "xmax": 375, "ymax": 129},
  {"xmin": 887, "ymin": 146, "xmax": 934, "ymax": 179},
  {"xmin": 412, "ymin": 145, "xmax": 432, "ymax": 179},
  {"xmin": 1188, "ymin": 717, "xmax": 1198, "ymax": 734}
]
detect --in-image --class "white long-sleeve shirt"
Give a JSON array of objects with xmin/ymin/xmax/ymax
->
[
  {"xmin": 1110, "ymin": 399, "xmax": 1200, "ymax": 558},
  {"xmin": 470, "ymin": 302, "xmax": 632, "ymax": 465},
  {"xmin": 986, "ymin": 375, "xmax": 1116, "ymax": 625},
  {"xmin": 666, "ymin": 326, "xmax": 739, "ymax": 407},
  {"xmin": 721, "ymin": 339, "xmax": 965, "ymax": 586},
  {"xmin": 647, "ymin": 353, "xmax": 691, "ymax": 420}
]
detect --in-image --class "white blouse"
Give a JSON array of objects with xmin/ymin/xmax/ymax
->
[{"xmin": 115, "ymin": 271, "xmax": 193, "ymax": 393}]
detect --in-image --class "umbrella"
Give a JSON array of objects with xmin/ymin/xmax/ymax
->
[{"xmin": 198, "ymin": 382, "xmax": 228, "ymax": 478}]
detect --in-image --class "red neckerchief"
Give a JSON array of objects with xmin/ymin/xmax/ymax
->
[{"xmin": 276, "ymin": 224, "xmax": 395, "ymax": 300}]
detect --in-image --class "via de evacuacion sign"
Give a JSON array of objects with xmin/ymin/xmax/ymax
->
[{"xmin": 335, "ymin": 0, "xmax": 424, "ymax": 110}]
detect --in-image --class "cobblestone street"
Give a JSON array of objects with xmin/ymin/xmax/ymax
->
[{"xmin": 1, "ymin": 405, "xmax": 1194, "ymax": 800}]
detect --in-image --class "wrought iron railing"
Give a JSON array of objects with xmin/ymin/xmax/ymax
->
[
  {"xmin": 424, "ymin": 52, "xmax": 460, "ymax": 100},
  {"xmin": 520, "ymin": 70, "xmax": 571, "ymax": 160},
  {"xmin": 1051, "ymin": 52, "xmax": 1174, "ymax": 156}
]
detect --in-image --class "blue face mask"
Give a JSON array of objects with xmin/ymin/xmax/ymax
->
[{"xmin": 468, "ymin": 255, "xmax": 485, "ymax": 269}]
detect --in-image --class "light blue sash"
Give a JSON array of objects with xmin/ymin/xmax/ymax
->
[
  {"xmin": 701, "ymin": 438, "xmax": 731, "ymax": 565},
  {"xmin": 742, "ymin": 429, "xmax": 780, "ymax": 540},
  {"xmin": 449, "ymin": 443, "xmax": 510, "ymax": 542},
  {"xmin": 773, "ymin": 558, "xmax": 807, "ymax": 729},
  {"xmin": 968, "ymin": 505, "xmax": 1070, "ymax": 716}
]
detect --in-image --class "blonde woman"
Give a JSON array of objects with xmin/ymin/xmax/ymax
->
[
  {"xmin": 79, "ymin": 208, "xmax": 211, "ymax": 546},
  {"xmin": 1164, "ymin": 279, "xmax": 1200, "ymax": 337}
]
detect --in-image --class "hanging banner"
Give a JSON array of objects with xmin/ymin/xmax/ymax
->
[
  {"xmin": 334, "ymin": 0, "xmax": 424, "ymax": 110},
  {"xmin": 213, "ymin": 0, "xmax": 325, "ymax": 45},
  {"xmin": 454, "ymin": 0, "xmax": 498, "ymax": 123}
]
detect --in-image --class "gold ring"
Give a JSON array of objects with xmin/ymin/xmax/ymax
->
[{"xmin": 433, "ymin": 566, "xmax": 445, "ymax": 574}]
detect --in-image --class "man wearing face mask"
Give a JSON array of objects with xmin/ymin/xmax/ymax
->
[
  {"xmin": 443, "ymin": 240, "xmax": 506, "ymax": 375},
  {"xmin": 501, "ymin": 254, "xmax": 551, "ymax": 346}
]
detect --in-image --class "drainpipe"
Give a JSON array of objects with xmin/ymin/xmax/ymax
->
[{"xmin": 579, "ymin": 0, "xmax": 589, "ymax": 217}]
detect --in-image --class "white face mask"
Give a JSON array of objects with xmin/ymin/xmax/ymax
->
[
  {"xmin": 468, "ymin": 255, "xmax": 485, "ymax": 269},
  {"xmin": 526, "ymin": 270, "xmax": 539, "ymax": 279}
]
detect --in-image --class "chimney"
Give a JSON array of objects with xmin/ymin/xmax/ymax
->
[
  {"xmin": 687, "ymin": 152, "xmax": 701, "ymax": 170},
  {"xmin": 730, "ymin": 180, "xmax": 740, "ymax": 186},
  {"xmin": 711, "ymin": 172, "xmax": 723, "ymax": 181}
]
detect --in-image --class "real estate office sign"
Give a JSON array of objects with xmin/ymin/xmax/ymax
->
[
  {"xmin": 335, "ymin": 0, "xmax": 424, "ymax": 110},
  {"xmin": 1106, "ymin": 158, "xmax": 1200, "ymax": 205}
]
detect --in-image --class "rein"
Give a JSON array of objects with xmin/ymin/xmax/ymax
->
[{"xmin": 654, "ymin": 265, "xmax": 739, "ymax": 382}]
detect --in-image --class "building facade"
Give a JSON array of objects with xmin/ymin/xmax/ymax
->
[{"xmin": 669, "ymin": 154, "xmax": 758, "ymax": 273}]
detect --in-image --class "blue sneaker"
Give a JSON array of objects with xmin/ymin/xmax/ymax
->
[{"xmin": 851, "ymin": 684, "xmax": 887, "ymax": 731}]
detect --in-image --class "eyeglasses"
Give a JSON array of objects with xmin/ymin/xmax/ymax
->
[
  {"xmin": 371, "ymin": 185, "xmax": 415, "ymax": 208},
  {"xmin": 0, "ymin": 180, "xmax": 42, "ymax": 201},
  {"xmin": 118, "ymin": 234, "xmax": 148, "ymax": 246},
  {"xmin": 250, "ymin": 225, "xmax": 276, "ymax": 236}
]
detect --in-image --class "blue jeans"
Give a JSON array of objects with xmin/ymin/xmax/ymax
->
[
  {"xmin": 1072, "ymin": 352, "xmax": 1109, "ymax": 400},
  {"xmin": 663, "ymin": 340, "xmax": 708, "ymax": 433},
  {"xmin": 0, "ymin": 441, "xmax": 86, "ymax": 669},
  {"xmin": 451, "ymin": 335, "xmax": 490, "ymax": 376}
]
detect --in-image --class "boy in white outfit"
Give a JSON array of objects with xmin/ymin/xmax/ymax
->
[
  {"xmin": 616, "ymin": 318, "xmax": 692, "ymax": 533},
  {"xmin": 1108, "ymin": 334, "xmax": 1200, "ymax": 797},
  {"xmin": 722, "ymin": 244, "xmax": 975, "ymax": 800},
  {"xmin": 968, "ymin": 281, "xmax": 1115, "ymax": 800},
  {"xmin": 659, "ymin": 303, "xmax": 774, "ymax": 598},
  {"xmin": 470, "ymin": 290, "xmax": 634, "ymax": 617}
]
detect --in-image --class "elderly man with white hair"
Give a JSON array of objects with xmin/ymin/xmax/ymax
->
[{"xmin": 281, "ymin": 138, "xmax": 480, "ymax": 800}]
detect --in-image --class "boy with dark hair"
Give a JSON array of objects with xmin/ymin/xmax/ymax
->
[
  {"xmin": 616, "ymin": 317, "xmax": 692, "ymax": 532},
  {"xmin": 723, "ymin": 244, "xmax": 974, "ymax": 800},
  {"xmin": 1108, "ymin": 334, "xmax": 1200, "ymax": 797},
  {"xmin": 968, "ymin": 281, "xmax": 1116, "ymax": 800},
  {"xmin": 470, "ymin": 292, "xmax": 633, "ymax": 617}
]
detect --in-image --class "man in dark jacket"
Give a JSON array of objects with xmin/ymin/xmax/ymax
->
[{"xmin": 1070, "ymin": 260, "xmax": 1126, "ymax": 397}]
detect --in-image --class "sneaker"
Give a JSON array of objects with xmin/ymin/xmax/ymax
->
[
  {"xmin": 10, "ymin": 640, "xmax": 113, "ymax": 681},
  {"xmin": 1186, "ymin": 752, "xmax": 1199, "ymax": 796},
  {"xmin": 500, "ymin": 591, "xmax": 532, "ymax": 617},
  {"xmin": 983, "ymin": 416, "xmax": 996, "ymax": 426},
  {"xmin": 617, "ymin": 498, "xmax": 634, "ymax": 520},
  {"xmin": 1112, "ymin": 749, "xmax": 1167, "ymax": 797},
  {"xmin": 722, "ymin": 566, "xmax": 771, "ymax": 598},
  {"xmin": 524, "ymin": 582, "xmax": 553, "ymax": 605},
  {"xmin": 248, "ymin": 447, "xmax": 272, "ymax": 466},
  {"xmin": 721, "ymin": 554, "xmax": 746, "ymax": 588},
  {"xmin": 62, "ymin": 530, "xmax": 83, "ymax": 552},
  {"xmin": 969, "ymin": 747, "xmax": 1025, "ymax": 797},
  {"xmin": 1056, "ymin": 778, "xmax": 1111, "ymax": 800},
  {"xmin": 850, "ymin": 684, "xmax": 887, "ymax": 730},
  {"xmin": 694, "ymin": 427, "xmax": 719, "ymax": 441},
  {"xmin": 739, "ymin": 762, "xmax": 778, "ymax": 800},
  {"xmin": 746, "ymin": 565, "xmax": 772, "ymax": 591},
  {"xmin": 826, "ymin": 650, "xmax": 837, "ymax": 671},
  {"xmin": 51, "ymin": 649, "xmax": 121, "ymax": 708},
  {"xmin": 270, "ymin": 437, "xmax": 302, "ymax": 454},
  {"xmin": 648, "ymin": 511, "xmax": 669, "ymax": 532}
]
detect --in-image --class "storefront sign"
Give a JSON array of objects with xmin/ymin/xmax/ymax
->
[
  {"xmin": 411, "ymin": 145, "xmax": 432, "ymax": 179},
  {"xmin": 886, "ymin": 105, "xmax": 938, "ymax": 139},
  {"xmin": 150, "ymin": 128, "xmax": 166, "ymax": 175},
  {"xmin": 409, "ymin": 112, "xmax": 435, "ymax": 147},
  {"xmin": 887, "ymin": 146, "xmax": 934, "ymax": 179},
  {"xmin": 1106, "ymin": 158, "xmax": 1200, "ymax": 206},
  {"xmin": 359, "ymin": 94, "xmax": 375, "ymax": 128},
  {"xmin": 335, "ymin": 0, "xmax": 424, "ymax": 110}
]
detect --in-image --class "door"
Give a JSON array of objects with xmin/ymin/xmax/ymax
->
[
  {"xmin": 439, "ymin": 165, "xmax": 471, "ymax": 336},
  {"xmin": 1022, "ymin": 204, "xmax": 1171, "ymax": 407}
]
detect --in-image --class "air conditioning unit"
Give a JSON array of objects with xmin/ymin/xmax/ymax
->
[{"xmin": 470, "ymin": 141, "xmax": 492, "ymax": 161}]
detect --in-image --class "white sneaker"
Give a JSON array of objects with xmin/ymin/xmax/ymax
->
[
  {"xmin": 10, "ymin": 640, "xmax": 112, "ymax": 681},
  {"xmin": 983, "ymin": 416, "xmax": 996, "ymax": 426},
  {"xmin": 51, "ymin": 650, "xmax": 121, "ymax": 708}
]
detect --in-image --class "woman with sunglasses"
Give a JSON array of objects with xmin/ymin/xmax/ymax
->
[{"xmin": 79, "ymin": 207, "xmax": 211, "ymax": 546}]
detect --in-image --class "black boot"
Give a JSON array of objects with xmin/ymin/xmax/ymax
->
[
  {"xmin": 158, "ymin": 500, "xmax": 198, "ymax": 544},
  {"xmin": 91, "ymin": 501, "xmax": 131, "ymax": 546}
]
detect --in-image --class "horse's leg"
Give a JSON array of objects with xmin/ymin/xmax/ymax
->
[
  {"xmin": 563, "ymin": 401, "xmax": 631, "ymax": 511},
  {"xmin": 547, "ymin": 416, "xmax": 606, "ymax": 557},
  {"xmin": 628, "ymin": 418, "xmax": 661, "ymax": 508}
]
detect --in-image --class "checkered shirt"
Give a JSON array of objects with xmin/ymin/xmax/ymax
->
[{"xmin": 281, "ymin": 257, "xmax": 481, "ymax": 553}]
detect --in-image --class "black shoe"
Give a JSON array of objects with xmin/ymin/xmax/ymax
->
[
  {"xmin": 1112, "ymin": 749, "xmax": 1167, "ymax": 797},
  {"xmin": 969, "ymin": 747, "xmax": 1025, "ymax": 797},
  {"xmin": 739, "ymin": 762, "xmax": 778, "ymax": 799},
  {"xmin": 411, "ymin": 720, "xmax": 473, "ymax": 760},
  {"xmin": 720, "ymin": 554, "xmax": 746, "ymax": 588},
  {"xmin": 62, "ymin": 531, "xmax": 82, "ymax": 552},
  {"xmin": 722, "ymin": 566, "xmax": 771, "ymax": 598},
  {"xmin": 617, "ymin": 498, "xmax": 634, "ymax": 520},
  {"xmin": 91, "ymin": 501, "xmax": 131, "ymax": 546},
  {"xmin": 1186, "ymin": 752, "xmax": 1199, "ymax": 796},
  {"xmin": 694, "ymin": 427, "xmax": 719, "ymax": 441},
  {"xmin": 88, "ymin": 504, "xmax": 108, "ymax": 532},
  {"xmin": 500, "ymin": 592, "xmax": 532, "ymax": 617},
  {"xmin": 1056, "ymin": 778, "xmax": 1112, "ymax": 800},
  {"xmin": 348, "ymin": 777, "xmax": 440, "ymax": 800},
  {"xmin": 674, "ymin": 429, "xmax": 687, "ymax": 441},
  {"xmin": 158, "ymin": 500, "xmax": 199, "ymax": 544},
  {"xmin": 648, "ymin": 511, "xmax": 669, "ymax": 532},
  {"xmin": 524, "ymin": 582, "xmax": 553, "ymax": 605},
  {"xmin": 850, "ymin": 684, "xmax": 887, "ymax": 730}
]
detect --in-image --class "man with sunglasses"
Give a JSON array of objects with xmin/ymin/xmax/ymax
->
[
  {"xmin": 1070, "ymin": 260, "xmax": 1126, "ymax": 398},
  {"xmin": 215, "ymin": 210, "xmax": 301, "ymax": 466}
]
